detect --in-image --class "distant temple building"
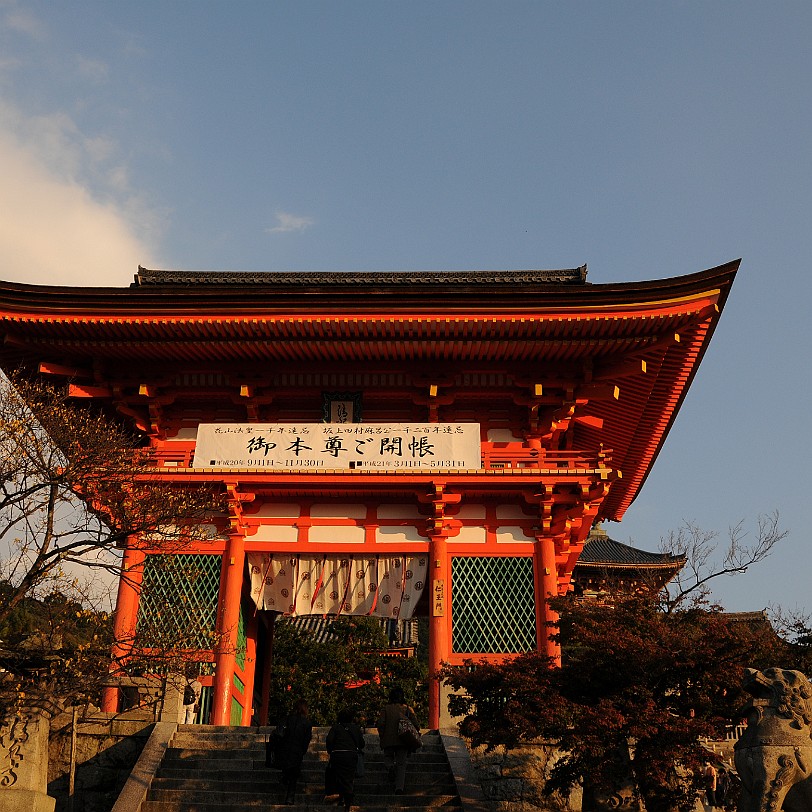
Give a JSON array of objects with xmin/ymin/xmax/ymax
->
[
  {"xmin": 0, "ymin": 261, "xmax": 737, "ymax": 726},
  {"xmin": 572, "ymin": 524, "xmax": 685, "ymax": 599}
]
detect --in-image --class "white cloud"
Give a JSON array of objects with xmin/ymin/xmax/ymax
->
[
  {"xmin": 3, "ymin": 7, "xmax": 46, "ymax": 41},
  {"xmin": 0, "ymin": 125, "xmax": 155, "ymax": 286},
  {"xmin": 75, "ymin": 56, "xmax": 109, "ymax": 84},
  {"xmin": 266, "ymin": 210, "xmax": 314, "ymax": 234},
  {"xmin": 0, "ymin": 8, "xmax": 159, "ymax": 288},
  {"xmin": 0, "ymin": 55, "xmax": 21, "ymax": 72}
]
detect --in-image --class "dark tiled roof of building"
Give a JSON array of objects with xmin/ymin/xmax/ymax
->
[
  {"xmin": 279, "ymin": 615, "xmax": 417, "ymax": 646},
  {"xmin": 724, "ymin": 611, "xmax": 770, "ymax": 624},
  {"xmin": 132, "ymin": 266, "xmax": 589, "ymax": 287},
  {"xmin": 577, "ymin": 527, "xmax": 685, "ymax": 569}
]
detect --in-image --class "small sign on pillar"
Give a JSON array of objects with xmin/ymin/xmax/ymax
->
[{"xmin": 432, "ymin": 579, "xmax": 445, "ymax": 617}]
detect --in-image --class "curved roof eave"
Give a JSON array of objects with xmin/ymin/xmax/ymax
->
[{"xmin": 0, "ymin": 260, "xmax": 738, "ymax": 317}]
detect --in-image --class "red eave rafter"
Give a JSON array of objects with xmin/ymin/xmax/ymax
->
[
  {"xmin": 597, "ymin": 314, "xmax": 716, "ymax": 521},
  {"xmin": 0, "ymin": 298, "xmax": 722, "ymax": 365},
  {"xmin": 0, "ymin": 291, "xmax": 720, "ymax": 334}
]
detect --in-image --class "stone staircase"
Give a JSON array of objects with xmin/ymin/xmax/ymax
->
[{"xmin": 138, "ymin": 724, "xmax": 464, "ymax": 812}]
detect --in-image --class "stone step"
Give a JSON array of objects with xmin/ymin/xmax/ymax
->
[
  {"xmin": 173, "ymin": 725, "xmax": 438, "ymax": 738},
  {"xmin": 153, "ymin": 764, "xmax": 455, "ymax": 776},
  {"xmin": 148, "ymin": 782, "xmax": 458, "ymax": 799},
  {"xmin": 159, "ymin": 752, "xmax": 447, "ymax": 766},
  {"xmin": 158, "ymin": 754, "xmax": 446, "ymax": 769},
  {"xmin": 149, "ymin": 774, "xmax": 458, "ymax": 792},
  {"xmin": 141, "ymin": 793, "xmax": 461, "ymax": 812},
  {"xmin": 149, "ymin": 776, "xmax": 456, "ymax": 794},
  {"xmin": 142, "ymin": 804, "xmax": 459, "ymax": 812},
  {"xmin": 139, "ymin": 727, "xmax": 462, "ymax": 812},
  {"xmin": 169, "ymin": 734, "xmax": 443, "ymax": 752},
  {"xmin": 160, "ymin": 748, "xmax": 446, "ymax": 762},
  {"xmin": 172, "ymin": 726, "xmax": 439, "ymax": 736},
  {"xmin": 157, "ymin": 750, "xmax": 448, "ymax": 772}
]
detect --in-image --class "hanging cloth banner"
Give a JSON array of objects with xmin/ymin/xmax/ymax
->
[{"xmin": 247, "ymin": 553, "xmax": 428, "ymax": 619}]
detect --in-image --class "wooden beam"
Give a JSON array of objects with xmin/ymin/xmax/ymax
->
[
  {"xmin": 39, "ymin": 361, "xmax": 88, "ymax": 378},
  {"xmin": 115, "ymin": 403, "xmax": 150, "ymax": 434},
  {"xmin": 577, "ymin": 383, "xmax": 620, "ymax": 401},
  {"xmin": 593, "ymin": 358, "xmax": 647, "ymax": 380},
  {"xmin": 68, "ymin": 383, "xmax": 112, "ymax": 398},
  {"xmin": 629, "ymin": 332, "xmax": 681, "ymax": 359},
  {"xmin": 573, "ymin": 414, "xmax": 604, "ymax": 430}
]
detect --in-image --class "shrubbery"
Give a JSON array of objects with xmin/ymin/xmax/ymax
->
[{"xmin": 267, "ymin": 615, "xmax": 428, "ymax": 727}]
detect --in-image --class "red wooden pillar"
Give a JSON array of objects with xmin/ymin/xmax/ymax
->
[
  {"xmin": 241, "ymin": 610, "xmax": 259, "ymax": 725},
  {"xmin": 423, "ymin": 482, "xmax": 461, "ymax": 730},
  {"xmin": 428, "ymin": 534, "xmax": 449, "ymax": 729},
  {"xmin": 211, "ymin": 533, "xmax": 246, "ymax": 725},
  {"xmin": 534, "ymin": 534, "xmax": 561, "ymax": 665},
  {"xmin": 259, "ymin": 615, "xmax": 275, "ymax": 726},
  {"xmin": 102, "ymin": 542, "xmax": 145, "ymax": 712}
]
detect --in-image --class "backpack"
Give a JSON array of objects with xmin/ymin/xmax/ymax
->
[
  {"xmin": 397, "ymin": 714, "xmax": 422, "ymax": 750},
  {"xmin": 183, "ymin": 684, "xmax": 197, "ymax": 706},
  {"xmin": 265, "ymin": 718, "xmax": 289, "ymax": 768}
]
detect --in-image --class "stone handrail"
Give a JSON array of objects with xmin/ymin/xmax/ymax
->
[{"xmin": 109, "ymin": 722, "xmax": 177, "ymax": 812}]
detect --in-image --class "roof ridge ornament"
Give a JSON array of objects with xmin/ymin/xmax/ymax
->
[{"xmin": 132, "ymin": 266, "xmax": 589, "ymax": 287}]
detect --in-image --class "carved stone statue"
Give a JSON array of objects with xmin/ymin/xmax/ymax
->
[
  {"xmin": 0, "ymin": 700, "xmax": 58, "ymax": 812},
  {"xmin": 734, "ymin": 667, "xmax": 812, "ymax": 812}
]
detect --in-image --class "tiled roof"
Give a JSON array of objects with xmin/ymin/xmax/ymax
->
[
  {"xmin": 279, "ymin": 615, "xmax": 417, "ymax": 646},
  {"xmin": 576, "ymin": 527, "xmax": 685, "ymax": 569},
  {"xmin": 132, "ymin": 267, "xmax": 589, "ymax": 287},
  {"xmin": 724, "ymin": 611, "xmax": 770, "ymax": 624}
]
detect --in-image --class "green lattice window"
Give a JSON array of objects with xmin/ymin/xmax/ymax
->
[
  {"xmin": 230, "ymin": 696, "xmax": 243, "ymax": 725},
  {"xmin": 136, "ymin": 554, "xmax": 221, "ymax": 650},
  {"xmin": 236, "ymin": 604, "xmax": 247, "ymax": 670},
  {"xmin": 451, "ymin": 556, "xmax": 536, "ymax": 654}
]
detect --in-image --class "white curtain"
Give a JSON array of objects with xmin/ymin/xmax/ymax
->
[{"xmin": 247, "ymin": 553, "xmax": 428, "ymax": 619}]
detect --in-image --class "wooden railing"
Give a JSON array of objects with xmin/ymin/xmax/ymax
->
[{"xmin": 480, "ymin": 446, "xmax": 610, "ymax": 471}]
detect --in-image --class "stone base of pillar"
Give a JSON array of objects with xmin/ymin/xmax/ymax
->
[
  {"xmin": 159, "ymin": 674, "xmax": 187, "ymax": 723},
  {"xmin": 2, "ymin": 787, "xmax": 56, "ymax": 812},
  {"xmin": 439, "ymin": 679, "xmax": 456, "ymax": 730}
]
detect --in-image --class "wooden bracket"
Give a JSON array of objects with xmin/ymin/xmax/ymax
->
[{"xmin": 225, "ymin": 483, "xmax": 256, "ymax": 536}]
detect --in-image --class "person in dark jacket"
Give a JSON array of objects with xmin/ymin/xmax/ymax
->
[
  {"xmin": 279, "ymin": 698, "xmax": 313, "ymax": 805},
  {"xmin": 716, "ymin": 767, "xmax": 730, "ymax": 809},
  {"xmin": 375, "ymin": 686, "xmax": 418, "ymax": 795},
  {"xmin": 325, "ymin": 706, "xmax": 365, "ymax": 811}
]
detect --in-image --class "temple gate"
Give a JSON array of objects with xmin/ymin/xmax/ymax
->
[{"xmin": 0, "ymin": 262, "xmax": 737, "ymax": 727}]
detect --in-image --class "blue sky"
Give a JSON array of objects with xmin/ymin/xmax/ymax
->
[{"xmin": 1, "ymin": 2, "xmax": 810, "ymax": 613}]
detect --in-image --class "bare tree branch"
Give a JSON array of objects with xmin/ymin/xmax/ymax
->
[
  {"xmin": 0, "ymin": 372, "xmax": 225, "ymax": 710},
  {"xmin": 658, "ymin": 510, "xmax": 788, "ymax": 611}
]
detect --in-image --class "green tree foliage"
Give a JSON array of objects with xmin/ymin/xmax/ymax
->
[
  {"xmin": 445, "ymin": 593, "xmax": 790, "ymax": 812},
  {"xmin": 268, "ymin": 616, "xmax": 428, "ymax": 727},
  {"xmin": 0, "ymin": 580, "xmax": 113, "ymax": 715}
]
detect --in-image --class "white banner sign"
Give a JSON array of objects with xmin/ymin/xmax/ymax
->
[{"xmin": 193, "ymin": 423, "xmax": 482, "ymax": 470}]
